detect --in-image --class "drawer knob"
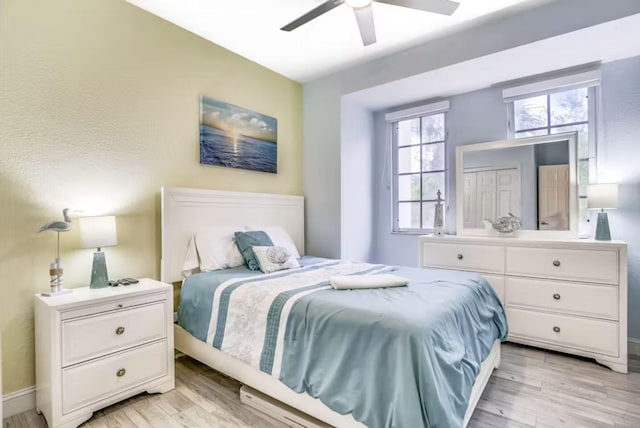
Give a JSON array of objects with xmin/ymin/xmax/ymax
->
[
  {"xmin": 553, "ymin": 260, "xmax": 561, "ymax": 267},
  {"xmin": 457, "ymin": 254, "xmax": 464, "ymax": 260},
  {"xmin": 553, "ymin": 326, "xmax": 561, "ymax": 333},
  {"xmin": 117, "ymin": 304, "xmax": 124, "ymax": 308},
  {"xmin": 116, "ymin": 368, "xmax": 126, "ymax": 377},
  {"xmin": 115, "ymin": 326, "xmax": 125, "ymax": 335},
  {"xmin": 553, "ymin": 293, "xmax": 561, "ymax": 300}
]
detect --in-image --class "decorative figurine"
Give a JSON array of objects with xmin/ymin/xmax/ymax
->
[
  {"xmin": 433, "ymin": 189, "xmax": 445, "ymax": 236},
  {"xmin": 485, "ymin": 212, "xmax": 522, "ymax": 235},
  {"xmin": 38, "ymin": 208, "xmax": 76, "ymax": 296}
]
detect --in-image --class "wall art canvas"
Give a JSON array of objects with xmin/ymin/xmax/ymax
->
[{"xmin": 200, "ymin": 96, "xmax": 278, "ymax": 173}]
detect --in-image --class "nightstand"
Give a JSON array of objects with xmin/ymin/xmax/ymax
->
[{"xmin": 35, "ymin": 278, "xmax": 175, "ymax": 428}]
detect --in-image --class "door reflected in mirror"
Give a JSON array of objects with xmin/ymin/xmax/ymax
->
[{"xmin": 459, "ymin": 133, "xmax": 577, "ymax": 235}]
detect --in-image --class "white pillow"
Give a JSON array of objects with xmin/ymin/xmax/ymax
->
[
  {"xmin": 247, "ymin": 225, "xmax": 301, "ymax": 259},
  {"xmin": 181, "ymin": 236, "xmax": 201, "ymax": 278},
  {"xmin": 253, "ymin": 246, "xmax": 300, "ymax": 273},
  {"xmin": 194, "ymin": 225, "xmax": 246, "ymax": 271}
]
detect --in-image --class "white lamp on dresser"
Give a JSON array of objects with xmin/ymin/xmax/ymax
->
[
  {"xmin": 35, "ymin": 279, "xmax": 175, "ymax": 428},
  {"xmin": 588, "ymin": 183, "xmax": 618, "ymax": 241}
]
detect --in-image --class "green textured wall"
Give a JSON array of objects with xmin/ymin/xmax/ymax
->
[{"xmin": 0, "ymin": 0, "xmax": 303, "ymax": 394}]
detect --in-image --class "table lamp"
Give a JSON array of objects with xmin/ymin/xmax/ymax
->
[
  {"xmin": 79, "ymin": 216, "xmax": 117, "ymax": 288},
  {"xmin": 587, "ymin": 184, "xmax": 618, "ymax": 241}
]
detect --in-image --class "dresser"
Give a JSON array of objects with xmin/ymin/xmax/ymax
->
[
  {"xmin": 35, "ymin": 279, "xmax": 175, "ymax": 428},
  {"xmin": 419, "ymin": 235, "xmax": 628, "ymax": 373}
]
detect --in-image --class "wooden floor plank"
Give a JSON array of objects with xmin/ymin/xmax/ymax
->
[
  {"xmin": 4, "ymin": 343, "xmax": 639, "ymax": 428},
  {"xmin": 468, "ymin": 408, "xmax": 534, "ymax": 428}
]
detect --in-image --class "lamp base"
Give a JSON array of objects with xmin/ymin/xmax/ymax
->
[
  {"xmin": 90, "ymin": 250, "xmax": 110, "ymax": 289},
  {"xmin": 595, "ymin": 211, "xmax": 611, "ymax": 241}
]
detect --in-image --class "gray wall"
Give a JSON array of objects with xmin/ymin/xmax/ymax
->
[
  {"xmin": 600, "ymin": 56, "xmax": 640, "ymax": 340},
  {"xmin": 303, "ymin": 1, "xmax": 640, "ymax": 338},
  {"xmin": 372, "ymin": 88, "xmax": 508, "ymax": 265},
  {"xmin": 370, "ymin": 56, "xmax": 640, "ymax": 338},
  {"xmin": 535, "ymin": 141, "xmax": 570, "ymax": 166},
  {"xmin": 304, "ymin": 80, "xmax": 342, "ymax": 258},
  {"xmin": 340, "ymin": 99, "xmax": 375, "ymax": 261},
  {"xmin": 304, "ymin": 0, "xmax": 640, "ymax": 258}
]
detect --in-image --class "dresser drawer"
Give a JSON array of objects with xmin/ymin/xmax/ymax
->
[
  {"xmin": 506, "ymin": 277, "xmax": 618, "ymax": 320},
  {"xmin": 482, "ymin": 274, "xmax": 505, "ymax": 304},
  {"xmin": 62, "ymin": 340, "xmax": 168, "ymax": 414},
  {"xmin": 507, "ymin": 308, "xmax": 618, "ymax": 357},
  {"xmin": 422, "ymin": 242, "xmax": 504, "ymax": 274},
  {"xmin": 506, "ymin": 247, "xmax": 618, "ymax": 284},
  {"xmin": 62, "ymin": 302, "xmax": 167, "ymax": 366}
]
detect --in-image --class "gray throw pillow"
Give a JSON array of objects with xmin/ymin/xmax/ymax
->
[{"xmin": 234, "ymin": 231, "xmax": 274, "ymax": 270}]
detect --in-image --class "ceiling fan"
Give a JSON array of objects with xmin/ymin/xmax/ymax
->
[{"xmin": 281, "ymin": 0, "xmax": 461, "ymax": 46}]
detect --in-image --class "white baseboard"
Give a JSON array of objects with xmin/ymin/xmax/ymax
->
[
  {"xmin": 3, "ymin": 386, "xmax": 36, "ymax": 419},
  {"xmin": 629, "ymin": 338, "xmax": 640, "ymax": 357}
]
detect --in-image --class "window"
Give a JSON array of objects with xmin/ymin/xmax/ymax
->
[
  {"xmin": 391, "ymin": 112, "xmax": 446, "ymax": 232},
  {"xmin": 509, "ymin": 86, "xmax": 599, "ymax": 230}
]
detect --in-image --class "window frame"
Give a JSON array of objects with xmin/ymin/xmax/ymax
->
[
  {"xmin": 391, "ymin": 111, "xmax": 448, "ymax": 234},
  {"xmin": 507, "ymin": 85, "xmax": 599, "ymax": 183},
  {"xmin": 506, "ymin": 85, "xmax": 600, "ymax": 234}
]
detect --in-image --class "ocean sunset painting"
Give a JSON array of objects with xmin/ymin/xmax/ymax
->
[{"xmin": 200, "ymin": 96, "xmax": 278, "ymax": 173}]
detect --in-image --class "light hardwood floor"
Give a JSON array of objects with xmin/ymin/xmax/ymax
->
[{"xmin": 4, "ymin": 343, "xmax": 640, "ymax": 428}]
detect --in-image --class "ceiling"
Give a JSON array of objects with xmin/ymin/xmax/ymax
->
[
  {"xmin": 127, "ymin": 0, "xmax": 548, "ymax": 82},
  {"xmin": 347, "ymin": 12, "xmax": 640, "ymax": 110}
]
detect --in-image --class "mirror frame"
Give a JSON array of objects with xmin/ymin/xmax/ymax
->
[{"xmin": 455, "ymin": 132, "xmax": 579, "ymax": 239}]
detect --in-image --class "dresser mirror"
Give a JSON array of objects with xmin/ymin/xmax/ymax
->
[{"xmin": 456, "ymin": 132, "xmax": 578, "ymax": 238}]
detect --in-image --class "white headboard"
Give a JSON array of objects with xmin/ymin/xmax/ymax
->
[{"xmin": 161, "ymin": 187, "xmax": 305, "ymax": 283}]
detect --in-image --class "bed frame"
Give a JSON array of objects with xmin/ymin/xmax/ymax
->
[{"xmin": 161, "ymin": 186, "xmax": 500, "ymax": 427}]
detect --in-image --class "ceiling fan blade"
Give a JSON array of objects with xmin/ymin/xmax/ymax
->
[
  {"xmin": 281, "ymin": 0, "xmax": 345, "ymax": 31},
  {"xmin": 353, "ymin": 5, "xmax": 377, "ymax": 46},
  {"xmin": 376, "ymin": 0, "xmax": 460, "ymax": 15}
]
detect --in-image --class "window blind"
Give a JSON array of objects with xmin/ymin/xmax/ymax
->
[
  {"xmin": 384, "ymin": 100, "xmax": 450, "ymax": 122},
  {"xmin": 503, "ymin": 70, "xmax": 601, "ymax": 102}
]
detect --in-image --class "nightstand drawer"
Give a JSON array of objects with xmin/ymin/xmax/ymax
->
[
  {"xmin": 62, "ymin": 302, "xmax": 167, "ymax": 366},
  {"xmin": 61, "ymin": 292, "xmax": 167, "ymax": 321},
  {"xmin": 62, "ymin": 340, "xmax": 168, "ymax": 414}
]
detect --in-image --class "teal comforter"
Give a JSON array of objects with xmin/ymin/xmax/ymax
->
[{"xmin": 178, "ymin": 258, "xmax": 507, "ymax": 428}]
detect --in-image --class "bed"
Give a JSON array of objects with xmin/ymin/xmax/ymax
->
[{"xmin": 161, "ymin": 187, "xmax": 507, "ymax": 428}]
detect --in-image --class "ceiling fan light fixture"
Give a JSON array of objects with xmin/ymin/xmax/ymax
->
[
  {"xmin": 345, "ymin": 0, "xmax": 372, "ymax": 8},
  {"xmin": 281, "ymin": 0, "xmax": 460, "ymax": 46}
]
